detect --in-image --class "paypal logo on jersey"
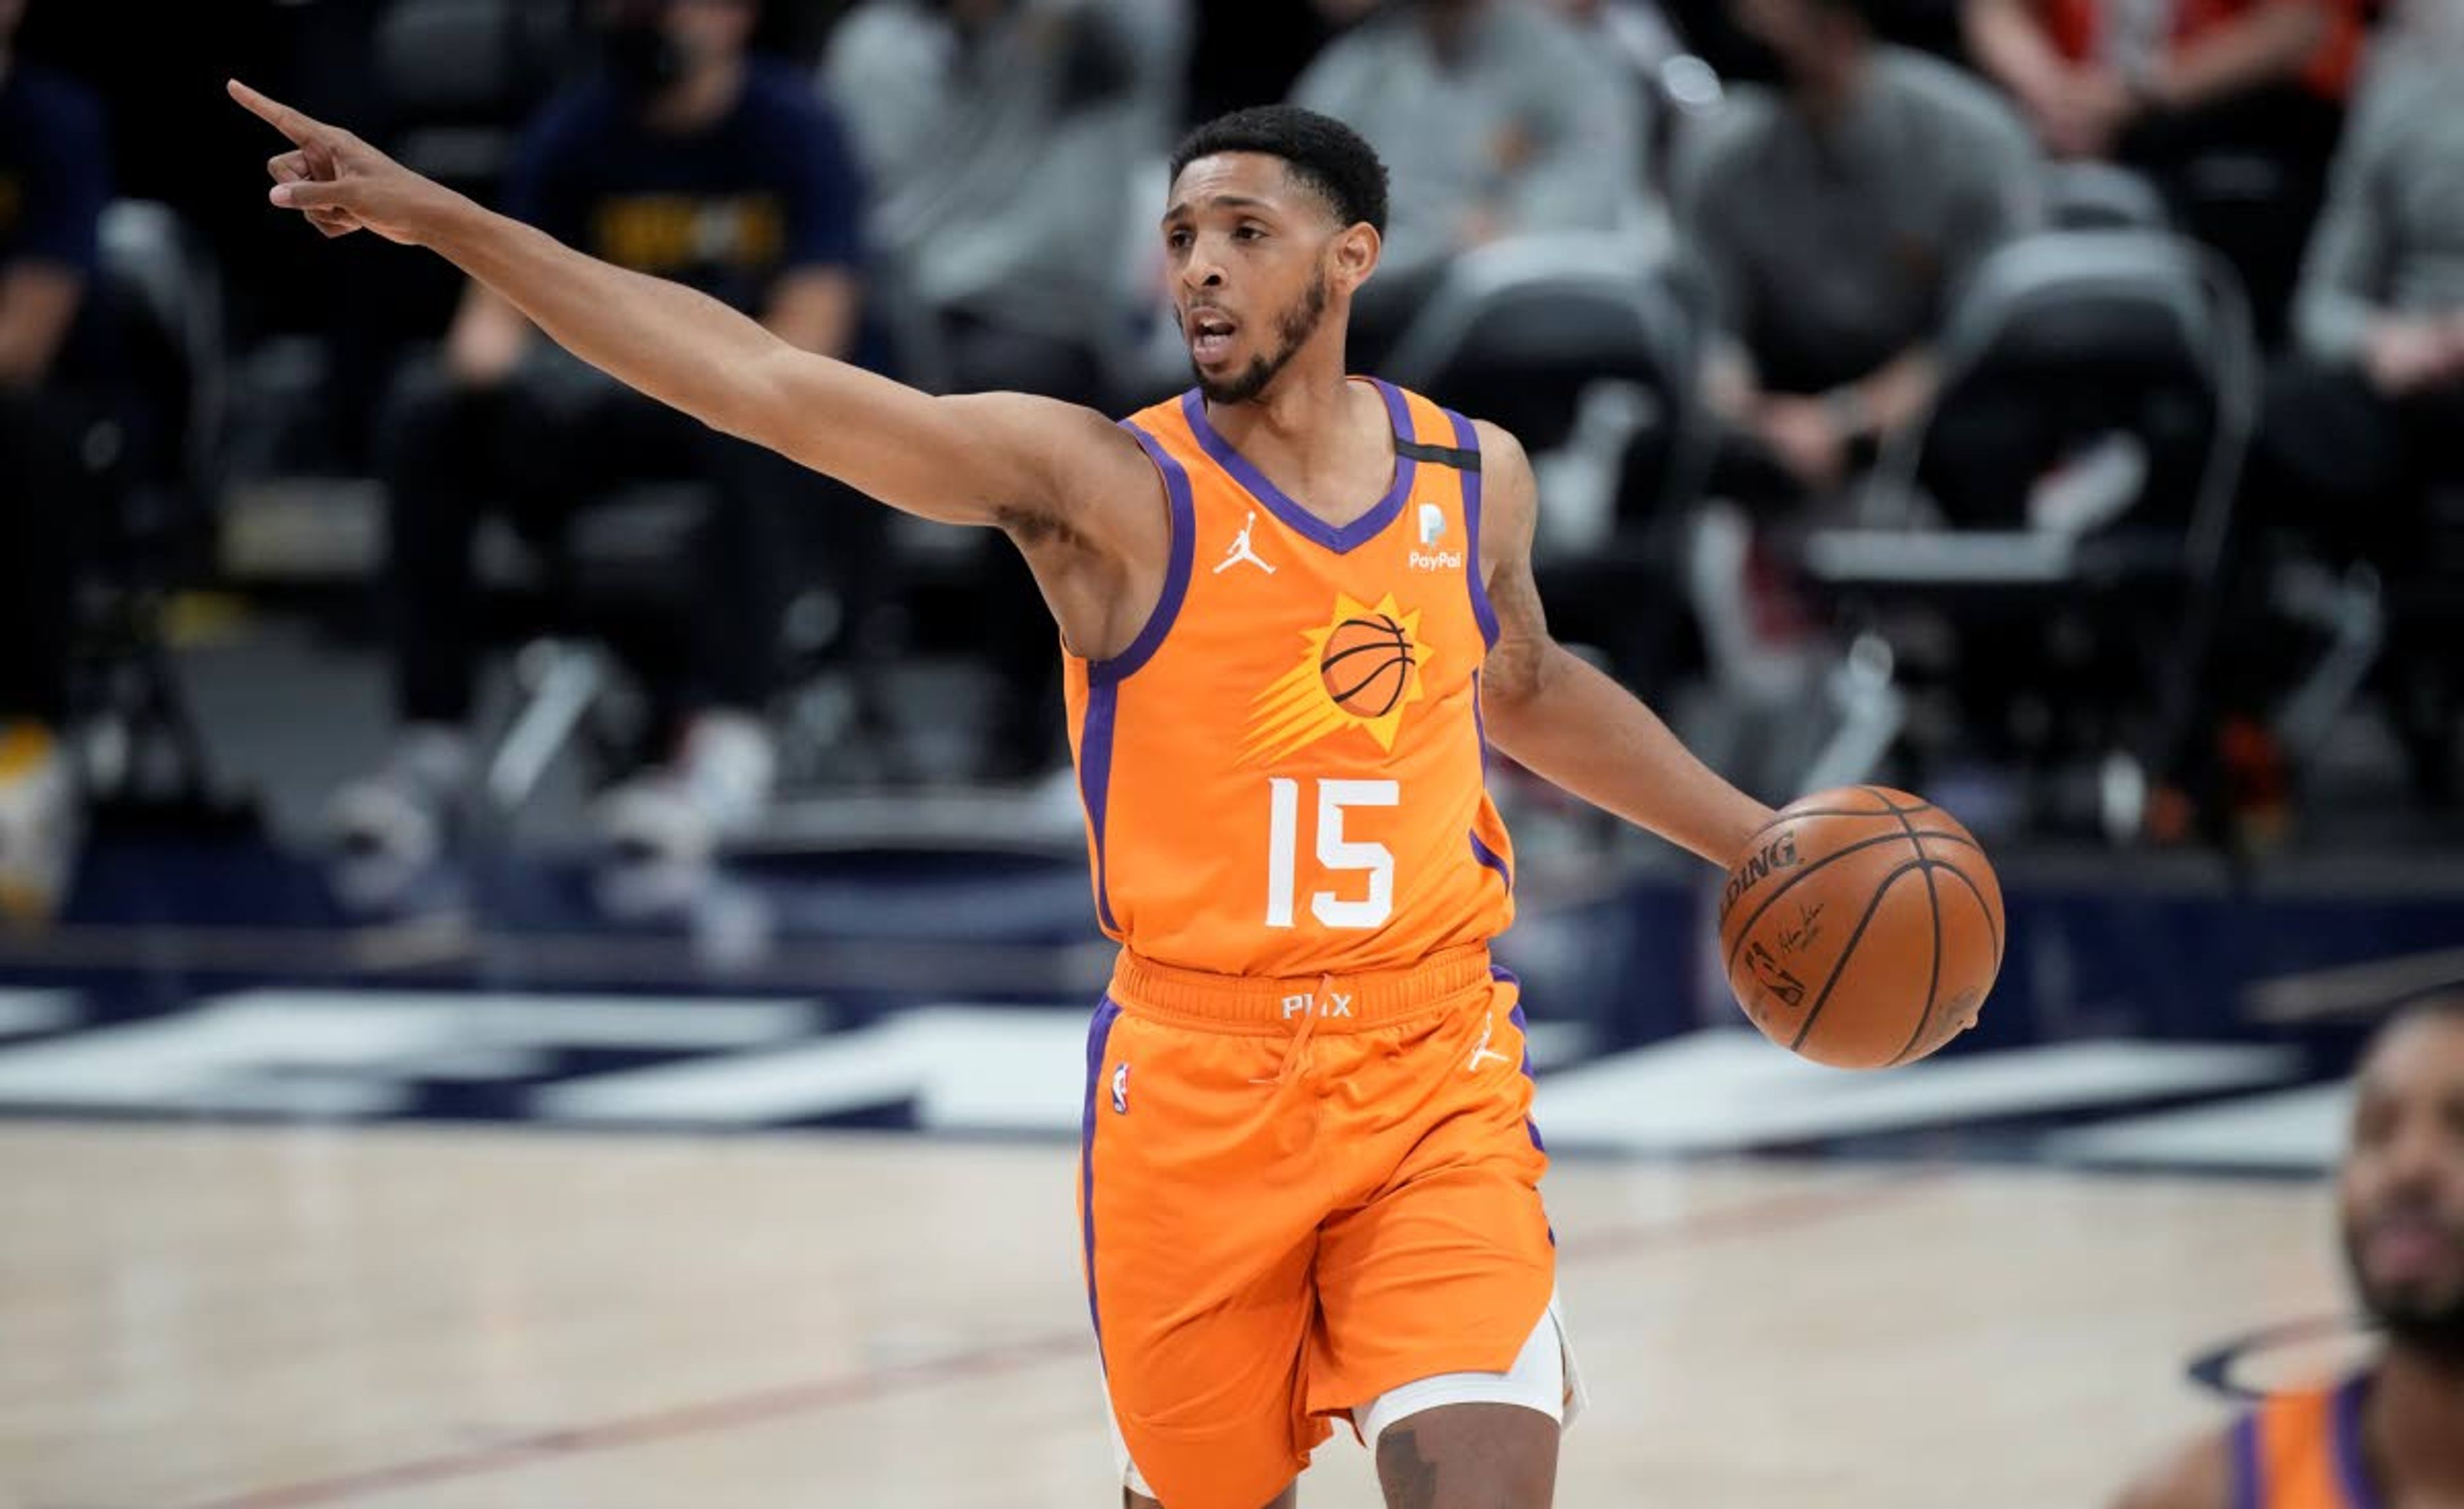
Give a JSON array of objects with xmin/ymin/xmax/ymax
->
[{"xmin": 1409, "ymin": 503, "xmax": 1463, "ymax": 572}]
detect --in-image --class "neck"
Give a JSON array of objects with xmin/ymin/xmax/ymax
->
[
  {"xmin": 647, "ymin": 55, "xmax": 743, "ymax": 133},
  {"xmin": 2368, "ymin": 1348, "xmax": 2464, "ymax": 1494},
  {"xmin": 1206, "ymin": 345, "xmax": 1357, "ymax": 446}
]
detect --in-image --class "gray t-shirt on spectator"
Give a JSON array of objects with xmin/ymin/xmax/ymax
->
[
  {"xmin": 1676, "ymin": 47, "xmax": 2041, "ymax": 393},
  {"xmin": 1291, "ymin": 0, "xmax": 1646, "ymax": 280},
  {"xmin": 821, "ymin": 0, "xmax": 1187, "ymax": 340},
  {"xmin": 2293, "ymin": 51, "xmax": 2464, "ymax": 365}
]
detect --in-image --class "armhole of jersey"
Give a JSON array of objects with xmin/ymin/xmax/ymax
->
[
  {"xmin": 1086, "ymin": 420, "xmax": 1198, "ymax": 688},
  {"xmin": 1442, "ymin": 407, "xmax": 1502, "ymax": 650},
  {"xmin": 2228, "ymin": 1411, "xmax": 2263, "ymax": 1509}
]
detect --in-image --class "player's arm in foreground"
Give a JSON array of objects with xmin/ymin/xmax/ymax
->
[
  {"xmin": 226, "ymin": 80, "xmax": 1161, "ymax": 638},
  {"xmin": 2110, "ymin": 1431, "xmax": 2231, "ymax": 1509},
  {"xmin": 1473, "ymin": 422, "xmax": 1775, "ymax": 867}
]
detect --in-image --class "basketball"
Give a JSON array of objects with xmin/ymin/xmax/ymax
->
[
  {"xmin": 1718, "ymin": 786, "xmax": 2005, "ymax": 1070},
  {"xmin": 1320, "ymin": 614, "xmax": 1416, "ymax": 717}
]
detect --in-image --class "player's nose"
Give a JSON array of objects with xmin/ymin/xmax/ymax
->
[{"xmin": 1179, "ymin": 250, "xmax": 1226, "ymax": 289}]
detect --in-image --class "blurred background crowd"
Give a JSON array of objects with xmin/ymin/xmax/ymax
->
[{"xmin": 4, "ymin": 0, "xmax": 2463, "ymax": 924}]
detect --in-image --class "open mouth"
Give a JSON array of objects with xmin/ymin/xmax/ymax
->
[{"xmin": 1188, "ymin": 310, "xmax": 1238, "ymax": 364}]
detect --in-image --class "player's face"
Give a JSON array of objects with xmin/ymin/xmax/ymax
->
[
  {"xmin": 1163, "ymin": 153, "xmax": 1343, "ymax": 406},
  {"xmin": 2340, "ymin": 1009, "xmax": 2464, "ymax": 1359}
]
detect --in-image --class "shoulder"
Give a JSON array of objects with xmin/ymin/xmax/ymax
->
[
  {"xmin": 2112, "ymin": 1427, "xmax": 2235, "ymax": 1509},
  {"xmin": 960, "ymin": 391, "xmax": 1159, "ymax": 517},
  {"xmin": 1878, "ymin": 47, "xmax": 2032, "ymax": 144},
  {"xmin": 1469, "ymin": 419, "xmax": 1536, "ymax": 538},
  {"xmin": 1675, "ymin": 89, "xmax": 1781, "ymax": 188}
]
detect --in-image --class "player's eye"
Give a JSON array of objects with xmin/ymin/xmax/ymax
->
[
  {"xmin": 1166, "ymin": 228, "xmax": 1192, "ymax": 250},
  {"xmin": 1235, "ymin": 224, "xmax": 1266, "ymax": 242}
]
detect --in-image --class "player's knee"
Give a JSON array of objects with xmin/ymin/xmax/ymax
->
[{"xmin": 1371, "ymin": 1401, "xmax": 1558, "ymax": 1508}]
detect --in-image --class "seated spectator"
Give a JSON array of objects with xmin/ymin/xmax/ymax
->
[
  {"xmin": 2241, "ymin": 18, "xmax": 2464, "ymax": 803},
  {"xmin": 1963, "ymin": 0, "xmax": 2365, "ymax": 337},
  {"xmin": 1290, "ymin": 0, "xmax": 1649, "ymax": 368},
  {"xmin": 0, "ymin": 0, "xmax": 106, "ymax": 921},
  {"xmin": 333, "ymin": 0, "xmax": 877, "ymax": 878},
  {"xmin": 1185, "ymin": 0, "xmax": 1376, "ymax": 130},
  {"xmin": 820, "ymin": 0, "xmax": 1187, "ymax": 780},
  {"xmin": 1673, "ymin": 0, "xmax": 2041, "ymax": 513}
]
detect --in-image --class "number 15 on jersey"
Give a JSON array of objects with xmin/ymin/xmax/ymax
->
[{"xmin": 1264, "ymin": 778, "xmax": 1398, "ymax": 930}]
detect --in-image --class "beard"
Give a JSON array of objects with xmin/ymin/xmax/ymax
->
[
  {"xmin": 1194, "ymin": 266, "xmax": 1330, "ymax": 406},
  {"xmin": 2344, "ymin": 1218, "xmax": 2464, "ymax": 1364}
]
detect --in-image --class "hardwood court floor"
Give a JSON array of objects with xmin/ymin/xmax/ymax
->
[{"xmin": 0, "ymin": 1122, "xmax": 2340, "ymax": 1508}]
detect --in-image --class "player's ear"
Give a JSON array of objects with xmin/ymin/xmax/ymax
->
[{"xmin": 1330, "ymin": 221, "xmax": 1381, "ymax": 296}]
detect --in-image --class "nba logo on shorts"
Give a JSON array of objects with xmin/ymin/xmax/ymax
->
[
  {"xmin": 1111, "ymin": 1061, "xmax": 1130, "ymax": 1114},
  {"xmin": 1417, "ymin": 504, "xmax": 1445, "ymax": 546}
]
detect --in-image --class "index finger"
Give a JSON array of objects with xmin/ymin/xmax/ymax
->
[{"xmin": 227, "ymin": 78, "xmax": 320, "ymax": 145}]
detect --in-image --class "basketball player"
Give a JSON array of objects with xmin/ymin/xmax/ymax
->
[
  {"xmin": 231, "ymin": 84, "xmax": 1776, "ymax": 1507},
  {"xmin": 2116, "ymin": 993, "xmax": 2464, "ymax": 1509}
]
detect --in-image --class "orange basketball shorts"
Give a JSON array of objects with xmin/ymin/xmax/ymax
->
[{"xmin": 1075, "ymin": 943, "xmax": 1557, "ymax": 1509}]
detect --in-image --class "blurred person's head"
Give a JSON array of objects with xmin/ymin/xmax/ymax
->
[
  {"xmin": 1732, "ymin": 0, "xmax": 1874, "ymax": 96},
  {"xmin": 2340, "ymin": 994, "xmax": 2464, "ymax": 1366},
  {"xmin": 1163, "ymin": 106, "xmax": 1390, "ymax": 406},
  {"xmin": 0, "ymin": 0, "xmax": 23, "ymax": 54},
  {"xmin": 598, "ymin": 0, "xmax": 758, "ymax": 109},
  {"xmin": 1404, "ymin": 0, "xmax": 1496, "ymax": 54}
]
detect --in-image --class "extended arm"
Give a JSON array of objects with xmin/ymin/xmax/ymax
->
[
  {"xmin": 228, "ymin": 79, "xmax": 1150, "ymax": 537},
  {"xmin": 1474, "ymin": 422, "xmax": 1774, "ymax": 867}
]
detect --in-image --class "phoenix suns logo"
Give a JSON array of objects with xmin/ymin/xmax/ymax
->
[{"xmin": 1242, "ymin": 592, "xmax": 1434, "ymax": 765}]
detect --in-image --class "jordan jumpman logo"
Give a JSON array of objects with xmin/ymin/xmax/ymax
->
[{"xmin": 1215, "ymin": 511, "xmax": 1276, "ymax": 575}]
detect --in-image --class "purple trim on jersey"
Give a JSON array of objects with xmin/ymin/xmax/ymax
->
[
  {"xmin": 1177, "ymin": 382, "xmax": 1417, "ymax": 555},
  {"xmin": 2228, "ymin": 1412, "xmax": 2262, "ymax": 1509},
  {"xmin": 2332, "ymin": 1374, "xmax": 2386, "ymax": 1509},
  {"xmin": 1079, "ymin": 681, "xmax": 1122, "ymax": 933},
  {"xmin": 1496, "ymin": 967, "xmax": 1546, "ymax": 1155},
  {"xmin": 1081, "ymin": 996, "xmax": 1124, "ymax": 1361},
  {"xmin": 1470, "ymin": 830, "xmax": 1512, "ymax": 889},
  {"xmin": 1090, "ymin": 422, "xmax": 1197, "ymax": 687},
  {"xmin": 1446, "ymin": 406, "xmax": 1501, "ymax": 649}
]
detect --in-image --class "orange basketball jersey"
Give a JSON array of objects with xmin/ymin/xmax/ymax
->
[
  {"xmin": 1064, "ymin": 379, "xmax": 1515, "ymax": 978},
  {"xmin": 2229, "ymin": 1376, "xmax": 2384, "ymax": 1509}
]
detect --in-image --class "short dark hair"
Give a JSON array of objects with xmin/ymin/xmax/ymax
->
[{"xmin": 1168, "ymin": 105, "xmax": 1389, "ymax": 237}]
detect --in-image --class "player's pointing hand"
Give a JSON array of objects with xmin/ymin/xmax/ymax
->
[{"xmin": 228, "ymin": 79, "xmax": 452, "ymax": 246}]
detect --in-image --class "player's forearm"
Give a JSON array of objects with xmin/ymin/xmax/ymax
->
[
  {"xmin": 1485, "ymin": 646, "xmax": 1773, "ymax": 867},
  {"xmin": 422, "ymin": 194, "xmax": 809, "ymax": 449}
]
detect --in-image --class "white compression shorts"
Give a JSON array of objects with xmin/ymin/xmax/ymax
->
[{"xmin": 1114, "ymin": 1292, "xmax": 1586, "ymax": 1498}]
